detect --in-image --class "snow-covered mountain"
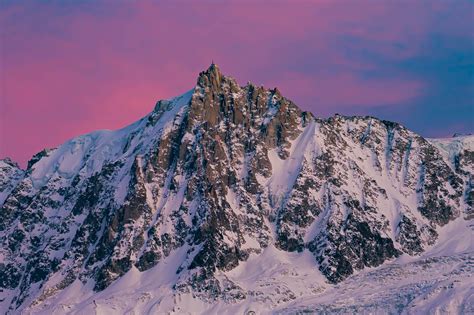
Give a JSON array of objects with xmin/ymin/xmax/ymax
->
[{"xmin": 1, "ymin": 64, "xmax": 473, "ymax": 314}]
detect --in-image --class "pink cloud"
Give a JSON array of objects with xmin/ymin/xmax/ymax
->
[{"xmin": 0, "ymin": 1, "xmax": 471, "ymax": 166}]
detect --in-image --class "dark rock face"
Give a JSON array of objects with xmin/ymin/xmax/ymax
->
[
  {"xmin": 417, "ymin": 144, "xmax": 463, "ymax": 225},
  {"xmin": 26, "ymin": 149, "xmax": 53, "ymax": 170},
  {"xmin": 0, "ymin": 64, "xmax": 472, "ymax": 312},
  {"xmin": 396, "ymin": 215, "xmax": 437, "ymax": 255},
  {"xmin": 314, "ymin": 213, "xmax": 401, "ymax": 283}
]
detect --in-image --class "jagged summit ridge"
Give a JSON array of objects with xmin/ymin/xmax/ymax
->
[
  {"xmin": 197, "ymin": 62, "xmax": 223, "ymax": 90},
  {"xmin": 0, "ymin": 65, "xmax": 473, "ymax": 314}
]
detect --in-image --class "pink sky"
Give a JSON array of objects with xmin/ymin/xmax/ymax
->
[{"xmin": 1, "ymin": 1, "xmax": 473, "ymax": 167}]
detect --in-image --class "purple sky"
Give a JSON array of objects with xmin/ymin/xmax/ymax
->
[{"xmin": 1, "ymin": 1, "xmax": 473, "ymax": 167}]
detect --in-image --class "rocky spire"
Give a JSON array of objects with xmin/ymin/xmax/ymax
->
[{"xmin": 197, "ymin": 62, "xmax": 222, "ymax": 91}]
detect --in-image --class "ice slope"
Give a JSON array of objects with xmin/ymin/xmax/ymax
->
[{"xmin": 429, "ymin": 135, "xmax": 474, "ymax": 163}]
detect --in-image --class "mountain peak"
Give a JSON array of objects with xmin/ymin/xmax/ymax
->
[
  {"xmin": 197, "ymin": 62, "xmax": 223, "ymax": 90},
  {"xmin": 0, "ymin": 157, "xmax": 20, "ymax": 169},
  {"xmin": 1, "ymin": 62, "xmax": 472, "ymax": 314}
]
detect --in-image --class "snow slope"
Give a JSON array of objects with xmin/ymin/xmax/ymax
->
[{"xmin": 24, "ymin": 226, "xmax": 474, "ymax": 314}]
